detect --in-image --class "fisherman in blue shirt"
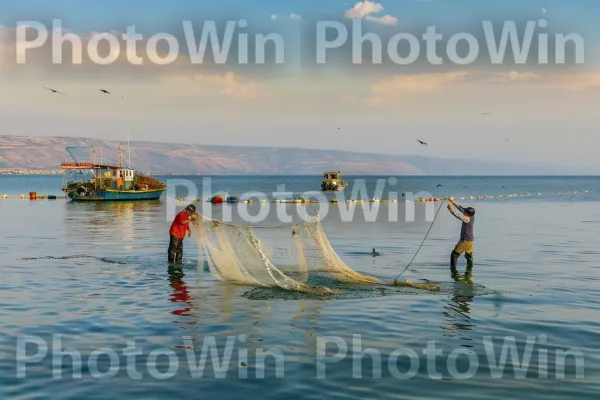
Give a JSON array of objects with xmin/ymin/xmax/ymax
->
[{"xmin": 447, "ymin": 198, "xmax": 475, "ymax": 277}]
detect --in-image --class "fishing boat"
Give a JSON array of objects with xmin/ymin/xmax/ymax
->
[
  {"xmin": 61, "ymin": 144, "xmax": 166, "ymax": 201},
  {"xmin": 321, "ymin": 171, "xmax": 348, "ymax": 192}
]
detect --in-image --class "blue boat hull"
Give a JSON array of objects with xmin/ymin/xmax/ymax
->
[{"xmin": 67, "ymin": 189, "xmax": 164, "ymax": 201}]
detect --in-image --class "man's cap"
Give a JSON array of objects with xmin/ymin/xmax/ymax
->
[
  {"xmin": 464, "ymin": 207, "xmax": 475, "ymax": 216},
  {"xmin": 186, "ymin": 204, "xmax": 197, "ymax": 213}
]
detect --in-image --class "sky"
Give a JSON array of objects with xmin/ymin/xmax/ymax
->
[{"xmin": 1, "ymin": 0, "xmax": 599, "ymax": 172}]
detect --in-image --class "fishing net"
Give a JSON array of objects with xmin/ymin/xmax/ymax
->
[
  {"xmin": 192, "ymin": 213, "xmax": 440, "ymax": 294},
  {"xmin": 191, "ymin": 213, "xmax": 383, "ymax": 294}
]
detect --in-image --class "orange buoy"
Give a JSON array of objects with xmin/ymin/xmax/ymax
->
[{"xmin": 210, "ymin": 195, "xmax": 224, "ymax": 204}]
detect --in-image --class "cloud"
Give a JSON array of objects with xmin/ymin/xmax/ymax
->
[
  {"xmin": 165, "ymin": 71, "xmax": 259, "ymax": 100},
  {"xmin": 487, "ymin": 69, "xmax": 600, "ymax": 92},
  {"xmin": 372, "ymin": 71, "xmax": 469, "ymax": 95},
  {"xmin": 345, "ymin": 1, "xmax": 398, "ymax": 25},
  {"xmin": 365, "ymin": 15, "xmax": 398, "ymax": 25},
  {"xmin": 489, "ymin": 71, "xmax": 541, "ymax": 83},
  {"xmin": 346, "ymin": 1, "xmax": 383, "ymax": 19},
  {"xmin": 270, "ymin": 13, "xmax": 301, "ymax": 20},
  {"xmin": 363, "ymin": 69, "xmax": 600, "ymax": 107},
  {"xmin": 362, "ymin": 71, "xmax": 469, "ymax": 107},
  {"xmin": 556, "ymin": 72, "xmax": 600, "ymax": 92}
]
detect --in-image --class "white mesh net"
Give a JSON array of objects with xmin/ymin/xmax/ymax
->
[{"xmin": 192, "ymin": 213, "xmax": 382, "ymax": 294}]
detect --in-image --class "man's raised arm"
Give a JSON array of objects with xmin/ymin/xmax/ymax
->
[
  {"xmin": 447, "ymin": 203, "xmax": 469, "ymax": 223},
  {"xmin": 448, "ymin": 198, "xmax": 465, "ymax": 213}
]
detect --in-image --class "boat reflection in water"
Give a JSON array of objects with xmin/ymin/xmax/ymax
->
[{"xmin": 62, "ymin": 201, "xmax": 163, "ymax": 243}]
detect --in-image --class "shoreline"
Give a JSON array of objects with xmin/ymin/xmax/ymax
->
[{"xmin": 0, "ymin": 169, "xmax": 65, "ymax": 175}]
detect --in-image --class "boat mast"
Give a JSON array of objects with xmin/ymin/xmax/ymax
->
[
  {"xmin": 92, "ymin": 146, "xmax": 98, "ymax": 191},
  {"xmin": 118, "ymin": 143, "xmax": 124, "ymax": 168},
  {"xmin": 127, "ymin": 131, "xmax": 131, "ymax": 169}
]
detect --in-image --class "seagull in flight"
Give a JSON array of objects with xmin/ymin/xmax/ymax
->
[
  {"xmin": 542, "ymin": 8, "xmax": 546, "ymax": 15},
  {"xmin": 100, "ymin": 89, "xmax": 110, "ymax": 94},
  {"xmin": 481, "ymin": 112, "xmax": 491, "ymax": 116},
  {"xmin": 43, "ymin": 86, "xmax": 65, "ymax": 95},
  {"xmin": 437, "ymin": 184, "xmax": 442, "ymax": 187},
  {"xmin": 416, "ymin": 139, "xmax": 428, "ymax": 146}
]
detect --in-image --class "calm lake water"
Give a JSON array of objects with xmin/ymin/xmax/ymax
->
[{"xmin": 1, "ymin": 175, "xmax": 599, "ymax": 399}]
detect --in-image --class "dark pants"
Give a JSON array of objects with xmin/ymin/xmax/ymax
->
[
  {"xmin": 451, "ymin": 251, "xmax": 473, "ymax": 268},
  {"xmin": 451, "ymin": 251, "xmax": 473, "ymax": 282},
  {"xmin": 168, "ymin": 235, "xmax": 184, "ymax": 264}
]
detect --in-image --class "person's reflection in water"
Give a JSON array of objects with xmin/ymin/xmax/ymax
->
[
  {"xmin": 168, "ymin": 265, "xmax": 194, "ymax": 320},
  {"xmin": 443, "ymin": 266, "xmax": 475, "ymax": 338},
  {"xmin": 451, "ymin": 264, "xmax": 473, "ymax": 283}
]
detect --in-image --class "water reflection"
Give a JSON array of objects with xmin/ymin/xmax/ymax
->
[
  {"xmin": 168, "ymin": 265, "xmax": 193, "ymax": 319},
  {"xmin": 441, "ymin": 268, "xmax": 476, "ymax": 340},
  {"xmin": 188, "ymin": 262, "xmax": 244, "ymax": 327},
  {"xmin": 291, "ymin": 299, "xmax": 327, "ymax": 362},
  {"xmin": 62, "ymin": 201, "xmax": 162, "ymax": 241},
  {"xmin": 180, "ymin": 270, "xmax": 273, "ymax": 354}
]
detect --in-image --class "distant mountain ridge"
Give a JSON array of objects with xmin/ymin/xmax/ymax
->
[{"xmin": 0, "ymin": 135, "xmax": 579, "ymax": 175}]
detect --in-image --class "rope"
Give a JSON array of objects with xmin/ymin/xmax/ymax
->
[{"xmin": 393, "ymin": 200, "xmax": 447, "ymax": 284}]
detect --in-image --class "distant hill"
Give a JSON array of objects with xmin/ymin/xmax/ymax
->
[{"xmin": 0, "ymin": 135, "xmax": 577, "ymax": 175}]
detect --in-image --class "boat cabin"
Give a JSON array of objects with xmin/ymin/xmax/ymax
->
[
  {"xmin": 102, "ymin": 167, "xmax": 135, "ymax": 190},
  {"xmin": 321, "ymin": 171, "xmax": 348, "ymax": 191},
  {"xmin": 117, "ymin": 169, "xmax": 135, "ymax": 190},
  {"xmin": 323, "ymin": 172, "xmax": 340, "ymax": 180}
]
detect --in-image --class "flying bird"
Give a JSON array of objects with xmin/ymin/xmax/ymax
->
[
  {"xmin": 437, "ymin": 184, "xmax": 442, "ymax": 187},
  {"xmin": 542, "ymin": 8, "xmax": 546, "ymax": 15},
  {"xmin": 43, "ymin": 86, "xmax": 65, "ymax": 95},
  {"xmin": 100, "ymin": 89, "xmax": 110, "ymax": 94},
  {"xmin": 481, "ymin": 112, "xmax": 491, "ymax": 116},
  {"xmin": 416, "ymin": 140, "xmax": 428, "ymax": 146}
]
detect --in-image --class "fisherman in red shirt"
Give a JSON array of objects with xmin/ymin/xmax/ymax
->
[{"xmin": 168, "ymin": 204, "xmax": 197, "ymax": 264}]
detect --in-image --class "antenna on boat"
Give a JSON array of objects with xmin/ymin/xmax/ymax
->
[
  {"xmin": 100, "ymin": 147, "xmax": 103, "ymax": 165},
  {"xmin": 127, "ymin": 130, "xmax": 131, "ymax": 168}
]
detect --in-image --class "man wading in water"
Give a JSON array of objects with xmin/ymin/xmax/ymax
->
[
  {"xmin": 447, "ymin": 198, "xmax": 475, "ymax": 281},
  {"xmin": 168, "ymin": 204, "xmax": 197, "ymax": 264}
]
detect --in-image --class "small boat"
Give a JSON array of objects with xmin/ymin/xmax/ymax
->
[
  {"xmin": 61, "ymin": 144, "xmax": 166, "ymax": 201},
  {"xmin": 321, "ymin": 171, "xmax": 348, "ymax": 192}
]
